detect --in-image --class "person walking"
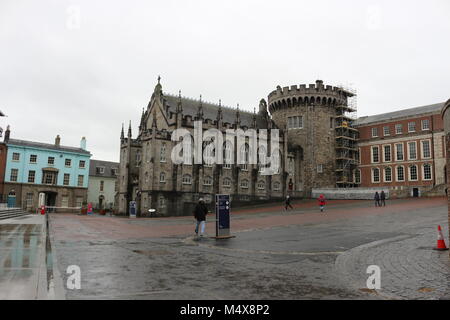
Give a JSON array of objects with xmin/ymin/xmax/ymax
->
[
  {"xmin": 374, "ymin": 192, "xmax": 380, "ymax": 207},
  {"xmin": 380, "ymin": 190, "xmax": 386, "ymax": 207},
  {"xmin": 285, "ymin": 195, "xmax": 293, "ymax": 211},
  {"xmin": 317, "ymin": 194, "xmax": 326, "ymax": 212},
  {"xmin": 194, "ymin": 198, "xmax": 208, "ymax": 237}
]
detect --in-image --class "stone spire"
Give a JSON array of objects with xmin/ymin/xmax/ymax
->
[
  {"xmin": 217, "ymin": 99, "xmax": 223, "ymax": 121},
  {"xmin": 235, "ymin": 104, "xmax": 241, "ymax": 127},
  {"xmin": 176, "ymin": 90, "xmax": 183, "ymax": 113},
  {"xmin": 120, "ymin": 123, "xmax": 124, "ymax": 141},
  {"xmin": 128, "ymin": 120, "xmax": 132, "ymax": 138},
  {"xmin": 252, "ymin": 107, "xmax": 257, "ymax": 128},
  {"xmin": 197, "ymin": 95, "xmax": 204, "ymax": 120},
  {"xmin": 4, "ymin": 125, "xmax": 10, "ymax": 142}
]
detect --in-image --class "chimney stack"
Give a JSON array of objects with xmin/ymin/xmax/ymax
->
[
  {"xmin": 80, "ymin": 137, "xmax": 86, "ymax": 150},
  {"xmin": 4, "ymin": 125, "xmax": 10, "ymax": 143},
  {"xmin": 55, "ymin": 135, "xmax": 61, "ymax": 147}
]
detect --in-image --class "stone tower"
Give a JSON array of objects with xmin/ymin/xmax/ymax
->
[{"xmin": 267, "ymin": 80, "xmax": 356, "ymax": 196}]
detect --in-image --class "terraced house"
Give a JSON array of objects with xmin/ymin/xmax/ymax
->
[{"xmin": 3, "ymin": 126, "xmax": 91, "ymax": 211}]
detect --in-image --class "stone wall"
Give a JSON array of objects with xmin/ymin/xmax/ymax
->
[{"xmin": 312, "ymin": 187, "xmax": 390, "ymax": 200}]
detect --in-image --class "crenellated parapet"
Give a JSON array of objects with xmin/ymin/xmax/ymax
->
[{"xmin": 268, "ymin": 80, "xmax": 355, "ymax": 114}]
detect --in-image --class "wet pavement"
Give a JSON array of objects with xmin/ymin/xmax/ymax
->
[
  {"xmin": 46, "ymin": 197, "xmax": 450, "ymax": 300},
  {"xmin": 0, "ymin": 215, "xmax": 49, "ymax": 299}
]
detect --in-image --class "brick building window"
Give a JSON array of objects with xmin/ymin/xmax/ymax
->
[
  {"xmin": 12, "ymin": 152, "xmax": 20, "ymax": 161},
  {"xmin": 383, "ymin": 126, "xmax": 390, "ymax": 136},
  {"xmin": 408, "ymin": 142, "xmax": 417, "ymax": 160},
  {"xmin": 384, "ymin": 167, "xmax": 392, "ymax": 182},
  {"xmin": 383, "ymin": 145, "xmax": 391, "ymax": 162},
  {"xmin": 10, "ymin": 168, "xmax": 18, "ymax": 182},
  {"xmin": 63, "ymin": 174, "xmax": 70, "ymax": 186},
  {"xmin": 354, "ymin": 169, "xmax": 361, "ymax": 184},
  {"xmin": 28, "ymin": 170, "xmax": 35, "ymax": 183},
  {"xmin": 372, "ymin": 168, "xmax": 380, "ymax": 183},
  {"xmin": 421, "ymin": 140, "xmax": 431, "ymax": 159},
  {"xmin": 409, "ymin": 165, "xmax": 418, "ymax": 181},
  {"xmin": 395, "ymin": 124, "xmax": 403, "ymax": 134},
  {"xmin": 396, "ymin": 166, "xmax": 405, "ymax": 181},
  {"xmin": 395, "ymin": 143, "xmax": 404, "ymax": 161},
  {"xmin": 29, "ymin": 154, "xmax": 37, "ymax": 163},
  {"xmin": 371, "ymin": 127, "xmax": 378, "ymax": 138},
  {"xmin": 423, "ymin": 164, "xmax": 432, "ymax": 180},
  {"xmin": 77, "ymin": 175, "xmax": 84, "ymax": 187},
  {"xmin": 408, "ymin": 122, "xmax": 416, "ymax": 132},
  {"xmin": 371, "ymin": 146, "xmax": 379, "ymax": 163},
  {"xmin": 421, "ymin": 119, "xmax": 430, "ymax": 130}
]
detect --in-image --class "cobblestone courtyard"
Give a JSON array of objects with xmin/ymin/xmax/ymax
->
[{"xmin": 48, "ymin": 198, "xmax": 450, "ymax": 300}]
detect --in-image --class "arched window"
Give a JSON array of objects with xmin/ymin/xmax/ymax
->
[
  {"xmin": 240, "ymin": 144, "xmax": 249, "ymax": 171},
  {"xmin": 384, "ymin": 167, "xmax": 392, "ymax": 182},
  {"xmin": 257, "ymin": 180, "xmax": 265, "ymax": 190},
  {"xmin": 409, "ymin": 165, "xmax": 418, "ymax": 181},
  {"xmin": 182, "ymin": 174, "xmax": 192, "ymax": 185},
  {"xmin": 273, "ymin": 181, "xmax": 281, "ymax": 191},
  {"xmin": 240, "ymin": 179, "xmax": 249, "ymax": 189},
  {"xmin": 203, "ymin": 176, "xmax": 212, "ymax": 186},
  {"xmin": 223, "ymin": 141, "xmax": 233, "ymax": 169},
  {"xmin": 223, "ymin": 177, "xmax": 232, "ymax": 187}
]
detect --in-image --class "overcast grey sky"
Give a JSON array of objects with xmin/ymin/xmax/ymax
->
[{"xmin": 1, "ymin": 0, "xmax": 449, "ymax": 162}]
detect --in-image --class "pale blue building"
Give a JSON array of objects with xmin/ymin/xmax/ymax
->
[{"xmin": 3, "ymin": 128, "xmax": 91, "ymax": 210}]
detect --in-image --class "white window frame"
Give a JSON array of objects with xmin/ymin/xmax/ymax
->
[
  {"xmin": 408, "ymin": 121, "xmax": 416, "ymax": 133},
  {"xmin": 421, "ymin": 119, "xmax": 430, "ymax": 131},
  {"xmin": 182, "ymin": 174, "xmax": 192, "ymax": 185},
  {"xmin": 396, "ymin": 166, "xmax": 405, "ymax": 182},
  {"xmin": 288, "ymin": 116, "xmax": 303, "ymax": 129},
  {"xmin": 12, "ymin": 152, "xmax": 20, "ymax": 161},
  {"xmin": 409, "ymin": 165, "xmax": 418, "ymax": 181},
  {"xmin": 159, "ymin": 172, "xmax": 166, "ymax": 183},
  {"xmin": 48, "ymin": 157, "xmax": 55, "ymax": 166},
  {"xmin": 383, "ymin": 126, "xmax": 390, "ymax": 136},
  {"xmin": 421, "ymin": 139, "xmax": 431, "ymax": 159},
  {"xmin": 257, "ymin": 180, "xmax": 265, "ymax": 190},
  {"xmin": 395, "ymin": 124, "xmax": 403, "ymax": 135},
  {"xmin": 10, "ymin": 168, "xmax": 18, "ymax": 182},
  {"xmin": 371, "ymin": 146, "xmax": 380, "ymax": 163},
  {"xmin": 371, "ymin": 127, "xmax": 378, "ymax": 138},
  {"xmin": 77, "ymin": 175, "xmax": 84, "ymax": 187},
  {"xmin": 422, "ymin": 164, "xmax": 432, "ymax": 181},
  {"xmin": 223, "ymin": 178, "xmax": 232, "ymax": 187},
  {"xmin": 273, "ymin": 181, "xmax": 281, "ymax": 191},
  {"xmin": 240, "ymin": 179, "xmax": 249, "ymax": 189},
  {"xmin": 79, "ymin": 160, "xmax": 86, "ymax": 168},
  {"xmin": 28, "ymin": 170, "xmax": 35, "ymax": 183},
  {"xmin": 203, "ymin": 176, "xmax": 213, "ymax": 186},
  {"xmin": 395, "ymin": 143, "xmax": 404, "ymax": 161},
  {"xmin": 383, "ymin": 144, "xmax": 391, "ymax": 162},
  {"xmin": 407, "ymin": 141, "xmax": 417, "ymax": 160},
  {"xmin": 354, "ymin": 169, "xmax": 361, "ymax": 184},
  {"xmin": 65, "ymin": 159, "xmax": 72, "ymax": 167},
  {"xmin": 29, "ymin": 154, "xmax": 37, "ymax": 164},
  {"xmin": 371, "ymin": 167, "xmax": 380, "ymax": 183},
  {"xmin": 384, "ymin": 167, "xmax": 392, "ymax": 182},
  {"xmin": 63, "ymin": 173, "xmax": 70, "ymax": 186}
]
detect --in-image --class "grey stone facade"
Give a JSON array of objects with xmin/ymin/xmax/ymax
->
[{"xmin": 118, "ymin": 79, "xmax": 356, "ymax": 216}]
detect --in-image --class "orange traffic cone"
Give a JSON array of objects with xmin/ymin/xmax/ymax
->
[{"xmin": 434, "ymin": 225, "xmax": 449, "ymax": 251}]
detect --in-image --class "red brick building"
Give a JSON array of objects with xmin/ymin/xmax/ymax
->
[{"xmin": 355, "ymin": 102, "xmax": 446, "ymax": 198}]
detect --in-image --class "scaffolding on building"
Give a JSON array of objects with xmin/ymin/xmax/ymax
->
[{"xmin": 335, "ymin": 85, "xmax": 359, "ymax": 188}]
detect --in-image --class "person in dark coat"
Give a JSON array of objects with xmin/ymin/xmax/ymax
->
[
  {"xmin": 380, "ymin": 191, "xmax": 386, "ymax": 206},
  {"xmin": 374, "ymin": 192, "xmax": 380, "ymax": 207},
  {"xmin": 194, "ymin": 198, "xmax": 209, "ymax": 237},
  {"xmin": 285, "ymin": 195, "xmax": 293, "ymax": 211}
]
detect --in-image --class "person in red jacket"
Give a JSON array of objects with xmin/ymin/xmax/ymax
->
[{"xmin": 318, "ymin": 194, "xmax": 326, "ymax": 212}]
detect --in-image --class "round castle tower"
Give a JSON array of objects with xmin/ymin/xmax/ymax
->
[{"xmin": 267, "ymin": 80, "xmax": 357, "ymax": 196}]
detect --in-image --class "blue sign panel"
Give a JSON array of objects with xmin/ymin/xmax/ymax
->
[
  {"xmin": 215, "ymin": 194, "xmax": 230, "ymax": 237},
  {"xmin": 129, "ymin": 201, "xmax": 137, "ymax": 218}
]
